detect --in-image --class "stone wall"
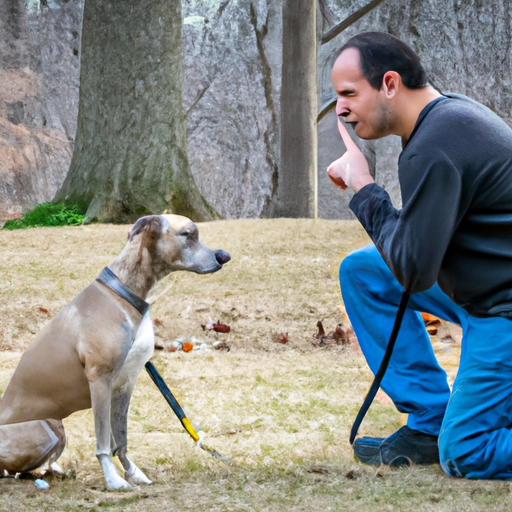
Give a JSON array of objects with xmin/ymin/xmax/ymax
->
[
  {"xmin": 181, "ymin": 0, "xmax": 281, "ymax": 219},
  {"xmin": 1, "ymin": 0, "xmax": 512, "ymax": 221},
  {"xmin": 0, "ymin": 0, "xmax": 82, "ymax": 220}
]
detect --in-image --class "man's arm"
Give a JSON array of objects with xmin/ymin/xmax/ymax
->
[
  {"xmin": 327, "ymin": 119, "xmax": 463, "ymax": 294},
  {"xmin": 350, "ymin": 153, "xmax": 463, "ymax": 294}
]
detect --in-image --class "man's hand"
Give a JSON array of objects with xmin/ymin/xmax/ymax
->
[{"xmin": 327, "ymin": 118, "xmax": 374, "ymax": 193}]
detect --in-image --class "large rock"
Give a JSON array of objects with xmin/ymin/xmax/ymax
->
[{"xmin": 0, "ymin": 0, "xmax": 82, "ymax": 221}]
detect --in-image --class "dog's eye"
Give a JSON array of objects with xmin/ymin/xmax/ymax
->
[{"xmin": 179, "ymin": 229, "xmax": 191, "ymax": 237}]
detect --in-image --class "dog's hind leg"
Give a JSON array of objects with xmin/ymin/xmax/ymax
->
[
  {"xmin": 90, "ymin": 378, "xmax": 132, "ymax": 490},
  {"xmin": 0, "ymin": 419, "xmax": 66, "ymax": 474}
]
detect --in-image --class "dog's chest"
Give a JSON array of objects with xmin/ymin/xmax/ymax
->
[{"xmin": 120, "ymin": 313, "xmax": 155, "ymax": 377}]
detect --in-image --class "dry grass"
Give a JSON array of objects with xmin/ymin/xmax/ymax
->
[{"xmin": 0, "ymin": 219, "xmax": 509, "ymax": 511}]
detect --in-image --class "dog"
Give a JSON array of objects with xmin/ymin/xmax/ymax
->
[{"xmin": 0, "ymin": 214, "xmax": 230, "ymax": 489}]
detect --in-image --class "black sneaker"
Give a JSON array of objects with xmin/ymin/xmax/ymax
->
[{"xmin": 353, "ymin": 426, "xmax": 439, "ymax": 467}]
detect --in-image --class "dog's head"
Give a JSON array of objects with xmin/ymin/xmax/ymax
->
[{"xmin": 127, "ymin": 214, "xmax": 230, "ymax": 280}]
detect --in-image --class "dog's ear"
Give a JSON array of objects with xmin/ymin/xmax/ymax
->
[{"xmin": 128, "ymin": 216, "xmax": 163, "ymax": 254}]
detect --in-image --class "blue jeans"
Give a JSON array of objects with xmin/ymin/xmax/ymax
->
[{"xmin": 340, "ymin": 243, "xmax": 512, "ymax": 479}]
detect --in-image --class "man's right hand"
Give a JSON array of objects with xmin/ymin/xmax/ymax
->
[{"xmin": 327, "ymin": 118, "xmax": 374, "ymax": 193}]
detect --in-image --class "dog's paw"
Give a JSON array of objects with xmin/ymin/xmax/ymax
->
[
  {"xmin": 125, "ymin": 464, "xmax": 152, "ymax": 486},
  {"xmin": 105, "ymin": 473, "xmax": 132, "ymax": 490}
]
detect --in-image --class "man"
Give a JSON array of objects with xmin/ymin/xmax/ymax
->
[{"xmin": 328, "ymin": 31, "xmax": 512, "ymax": 480}]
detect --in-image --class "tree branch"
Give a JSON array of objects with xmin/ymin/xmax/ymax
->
[{"xmin": 320, "ymin": 0, "xmax": 387, "ymax": 45}]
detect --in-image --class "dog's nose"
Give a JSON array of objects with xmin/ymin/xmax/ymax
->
[{"xmin": 215, "ymin": 250, "xmax": 231, "ymax": 265}]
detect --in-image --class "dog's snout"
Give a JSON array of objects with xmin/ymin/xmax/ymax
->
[{"xmin": 215, "ymin": 250, "xmax": 231, "ymax": 265}]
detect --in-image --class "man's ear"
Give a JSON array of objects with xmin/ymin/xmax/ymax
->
[{"xmin": 381, "ymin": 71, "xmax": 401, "ymax": 99}]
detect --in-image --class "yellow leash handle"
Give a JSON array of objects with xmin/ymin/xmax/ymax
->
[{"xmin": 181, "ymin": 417, "xmax": 200, "ymax": 443}]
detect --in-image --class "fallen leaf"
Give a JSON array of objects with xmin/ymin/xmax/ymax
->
[
  {"xmin": 345, "ymin": 469, "xmax": 359, "ymax": 480},
  {"xmin": 202, "ymin": 320, "xmax": 230, "ymax": 332},
  {"xmin": 212, "ymin": 322, "xmax": 230, "ymax": 333},
  {"xmin": 308, "ymin": 465, "xmax": 329, "ymax": 474},
  {"xmin": 313, "ymin": 320, "xmax": 326, "ymax": 338},
  {"xmin": 333, "ymin": 325, "xmax": 350, "ymax": 345},
  {"xmin": 213, "ymin": 341, "xmax": 230, "ymax": 351},
  {"xmin": 312, "ymin": 324, "xmax": 359, "ymax": 351},
  {"xmin": 420, "ymin": 312, "xmax": 439, "ymax": 322},
  {"xmin": 153, "ymin": 318, "xmax": 164, "ymax": 327},
  {"xmin": 272, "ymin": 332, "xmax": 288, "ymax": 344}
]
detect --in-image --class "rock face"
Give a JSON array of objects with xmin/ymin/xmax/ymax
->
[
  {"xmin": 2, "ymin": 0, "xmax": 512, "ymax": 221},
  {"xmin": 0, "ymin": 0, "xmax": 82, "ymax": 221},
  {"xmin": 181, "ymin": 0, "xmax": 281, "ymax": 219}
]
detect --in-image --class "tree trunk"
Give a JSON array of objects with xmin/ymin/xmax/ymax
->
[
  {"xmin": 275, "ymin": 0, "xmax": 318, "ymax": 218},
  {"xmin": 54, "ymin": 0, "xmax": 216, "ymax": 223}
]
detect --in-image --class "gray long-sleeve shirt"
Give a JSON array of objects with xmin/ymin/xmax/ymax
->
[{"xmin": 350, "ymin": 94, "xmax": 512, "ymax": 318}]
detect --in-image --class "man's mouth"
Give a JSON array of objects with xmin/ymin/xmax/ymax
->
[{"xmin": 338, "ymin": 115, "xmax": 357, "ymax": 129}]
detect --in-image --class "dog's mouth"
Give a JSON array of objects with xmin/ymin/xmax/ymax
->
[{"xmin": 215, "ymin": 250, "xmax": 231, "ymax": 266}]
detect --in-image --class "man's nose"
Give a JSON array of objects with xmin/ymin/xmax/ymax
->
[{"xmin": 335, "ymin": 99, "xmax": 350, "ymax": 117}]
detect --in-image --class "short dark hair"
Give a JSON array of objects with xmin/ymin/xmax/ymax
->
[{"xmin": 338, "ymin": 32, "xmax": 427, "ymax": 90}]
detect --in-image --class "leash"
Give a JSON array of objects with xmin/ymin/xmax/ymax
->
[
  {"xmin": 96, "ymin": 267, "xmax": 230, "ymax": 464},
  {"xmin": 145, "ymin": 361, "xmax": 230, "ymax": 465},
  {"xmin": 349, "ymin": 291, "xmax": 410, "ymax": 445}
]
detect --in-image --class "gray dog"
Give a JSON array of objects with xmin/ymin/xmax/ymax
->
[{"xmin": 0, "ymin": 214, "xmax": 230, "ymax": 489}]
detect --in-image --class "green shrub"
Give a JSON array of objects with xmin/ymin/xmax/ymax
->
[{"xmin": 3, "ymin": 203, "xmax": 85, "ymax": 230}]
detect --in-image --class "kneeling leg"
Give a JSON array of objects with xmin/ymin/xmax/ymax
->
[{"xmin": 439, "ymin": 315, "xmax": 512, "ymax": 480}]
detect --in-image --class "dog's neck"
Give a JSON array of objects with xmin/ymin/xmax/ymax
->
[
  {"xmin": 109, "ymin": 246, "xmax": 158, "ymax": 300},
  {"xmin": 108, "ymin": 264, "xmax": 155, "ymax": 299}
]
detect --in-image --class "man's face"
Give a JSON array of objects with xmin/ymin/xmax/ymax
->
[{"xmin": 331, "ymin": 48, "xmax": 393, "ymax": 140}]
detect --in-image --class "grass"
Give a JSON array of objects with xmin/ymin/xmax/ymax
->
[
  {"xmin": 2, "ymin": 202, "xmax": 84, "ymax": 230},
  {"xmin": 0, "ymin": 218, "xmax": 504, "ymax": 511}
]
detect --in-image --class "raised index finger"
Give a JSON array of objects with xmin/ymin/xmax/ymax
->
[{"xmin": 337, "ymin": 117, "xmax": 358, "ymax": 150}]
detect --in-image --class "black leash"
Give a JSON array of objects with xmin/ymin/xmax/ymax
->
[
  {"xmin": 349, "ymin": 291, "xmax": 410, "ymax": 445},
  {"xmin": 144, "ymin": 361, "xmax": 198, "ymax": 440},
  {"xmin": 145, "ymin": 360, "xmax": 231, "ymax": 464}
]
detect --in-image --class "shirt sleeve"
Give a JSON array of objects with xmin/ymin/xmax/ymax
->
[{"xmin": 349, "ymin": 150, "xmax": 463, "ymax": 294}]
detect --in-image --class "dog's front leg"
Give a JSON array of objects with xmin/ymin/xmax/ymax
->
[
  {"xmin": 90, "ymin": 378, "xmax": 131, "ymax": 490},
  {"xmin": 111, "ymin": 386, "xmax": 152, "ymax": 485},
  {"xmin": 110, "ymin": 312, "xmax": 155, "ymax": 485}
]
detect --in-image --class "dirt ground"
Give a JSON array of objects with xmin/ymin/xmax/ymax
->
[{"xmin": 0, "ymin": 218, "xmax": 507, "ymax": 512}]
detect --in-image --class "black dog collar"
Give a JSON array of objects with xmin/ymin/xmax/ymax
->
[{"xmin": 96, "ymin": 267, "xmax": 150, "ymax": 317}]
